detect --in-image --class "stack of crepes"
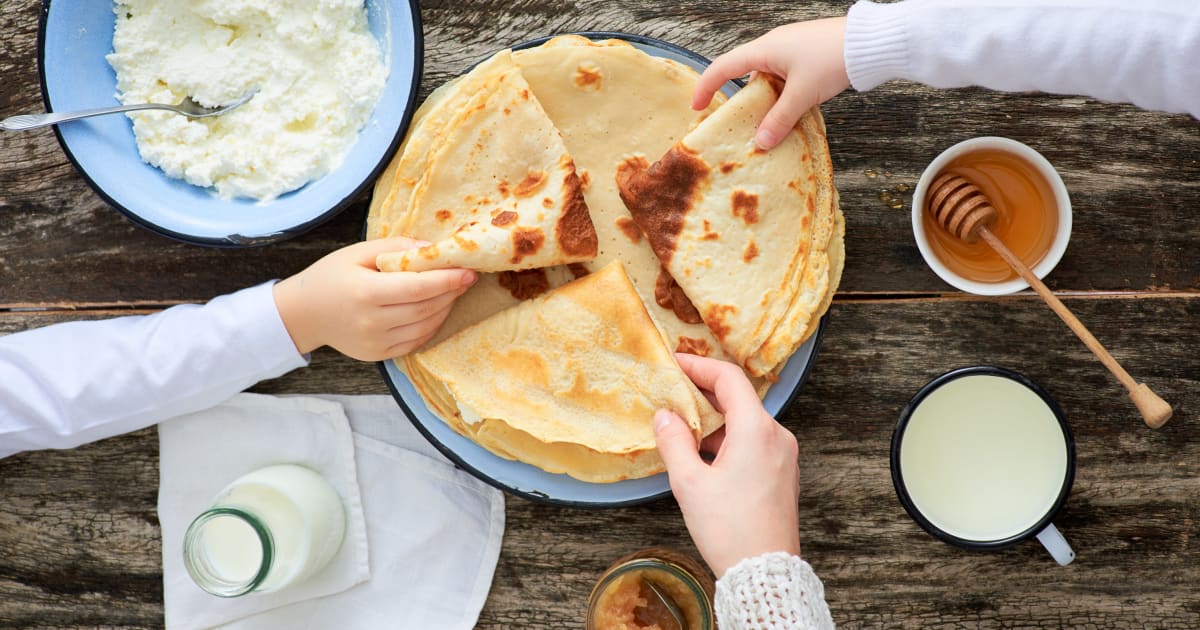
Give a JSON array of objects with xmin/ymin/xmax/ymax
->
[
  {"xmin": 617, "ymin": 73, "xmax": 845, "ymax": 377},
  {"xmin": 366, "ymin": 36, "xmax": 843, "ymax": 482}
]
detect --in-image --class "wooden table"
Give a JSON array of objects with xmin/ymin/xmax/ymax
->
[{"xmin": 2, "ymin": 1, "xmax": 1198, "ymax": 627}]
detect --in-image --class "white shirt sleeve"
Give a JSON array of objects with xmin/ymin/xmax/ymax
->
[
  {"xmin": 844, "ymin": 0, "xmax": 1200, "ymax": 118},
  {"xmin": 714, "ymin": 552, "xmax": 835, "ymax": 629},
  {"xmin": 0, "ymin": 282, "xmax": 309, "ymax": 459}
]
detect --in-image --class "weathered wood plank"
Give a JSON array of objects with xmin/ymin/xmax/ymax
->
[
  {"xmin": 1, "ymin": 295, "xmax": 1197, "ymax": 628},
  {"xmin": 1, "ymin": 0, "xmax": 1198, "ymax": 307}
]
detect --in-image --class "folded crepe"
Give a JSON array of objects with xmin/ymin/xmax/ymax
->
[
  {"xmin": 374, "ymin": 51, "xmax": 598, "ymax": 273},
  {"xmin": 410, "ymin": 261, "xmax": 723, "ymax": 482},
  {"xmin": 616, "ymin": 73, "xmax": 843, "ymax": 377}
]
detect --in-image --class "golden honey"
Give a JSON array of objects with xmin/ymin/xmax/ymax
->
[{"xmin": 922, "ymin": 148, "xmax": 1059, "ymax": 283}]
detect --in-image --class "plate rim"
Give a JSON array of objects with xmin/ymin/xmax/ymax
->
[
  {"xmin": 36, "ymin": 0, "xmax": 426, "ymax": 248},
  {"xmin": 373, "ymin": 30, "xmax": 829, "ymax": 508}
]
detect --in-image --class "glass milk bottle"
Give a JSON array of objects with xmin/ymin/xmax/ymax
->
[{"xmin": 183, "ymin": 464, "xmax": 346, "ymax": 597}]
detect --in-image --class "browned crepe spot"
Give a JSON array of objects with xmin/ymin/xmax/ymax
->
[
  {"xmin": 701, "ymin": 219, "xmax": 719, "ymax": 241},
  {"xmin": 615, "ymin": 216, "xmax": 643, "ymax": 244},
  {"xmin": 720, "ymin": 161, "xmax": 739, "ymax": 174},
  {"xmin": 654, "ymin": 267, "xmax": 703, "ymax": 325},
  {"xmin": 510, "ymin": 227, "xmax": 546, "ymax": 263},
  {"xmin": 579, "ymin": 169, "xmax": 591, "ymax": 191},
  {"xmin": 491, "ymin": 210, "xmax": 518, "ymax": 227},
  {"xmin": 574, "ymin": 62, "xmax": 603, "ymax": 91},
  {"xmin": 731, "ymin": 190, "xmax": 759, "ymax": 224},
  {"xmin": 498, "ymin": 268, "xmax": 551, "ymax": 300},
  {"xmin": 704, "ymin": 303, "xmax": 738, "ymax": 341},
  {"xmin": 513, "ymin": 170, "xmax": 548, "ymax": 198},
  {"xmin": 542, "ymin": 197, "xmax": 554, "ymax": 208},
  {"xmin": 743, "ymin": 240, "xmax": 759, "ymax": 262},
  {"xmin": 419, "ymin": 244, "xmax": 440, "ymax": 260},
  {"xmin": 453, "ymin": 232, "xmax": 480, "ymax": 252},
  {"xmin": 556, "ymin": 167, "xmax": 599, "ymax": 257},
  {"xmin": 615, "ymin": 148, "xmax": 710, "ymax": 266},
  {"xmin": 675, "ymin": 336, "xmax": 712, "ymax": 357},
  {"xmin": 498, "ymin": 346, "xmax": 550, "ymax": 385},
  {"xmin": 436, "ymin": 209, "xmax": 452, "ymax": 222}
]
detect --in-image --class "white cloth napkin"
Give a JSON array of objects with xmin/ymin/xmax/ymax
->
[{"xmin": 158, "ymin": 393, "xmax": 505, "ymax": 630}]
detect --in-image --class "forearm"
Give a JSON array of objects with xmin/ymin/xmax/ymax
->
[
  {"xmin": 845, "ymin": 0, "xmax": 1200, "ymax": 118},
  {"xmin": 0, "ymin": 282, "xmax": 307, "ymax": 458},
  {"xmin": 714, "ymin": 552, "xmax": 835, "ymax": 630}
]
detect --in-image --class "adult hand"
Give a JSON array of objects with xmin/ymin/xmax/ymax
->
[
  {"xmin": 654, "ymin": 353, "xmax": 802, "ymax": 578},
  {"xmin": 693, "ymin": 17, "xmax": 850, "ymax": 150},
  {"xmin": 273, "ymin": 237, "xmax": 476, "ymax": 361}
]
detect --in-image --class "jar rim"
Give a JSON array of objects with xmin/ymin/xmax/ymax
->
[
  {"xmin": 586, "ymin": 557, "xmax": 714, "ymax": 629},
  {"xmin": 183, "ymin": 506, "xmax": 274, "ymax": 597}
]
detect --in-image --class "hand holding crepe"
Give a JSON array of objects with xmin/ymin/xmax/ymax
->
[
  {"xmin": 616, "ymin": 73, "xmax": 844, "ymax": 377},
  {"xmin": 374, "ymin": 51, "xmax": 598, "ymax": 273},
  {"xmin": 410, "ymin": 261, "xmax": 724, "ymax": 482},
  {"xmin": 652, "ymin": 352, "xmax": 802, "ymax": 578}
]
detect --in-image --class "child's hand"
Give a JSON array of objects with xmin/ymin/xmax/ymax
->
[
  {"xmin": 273, "ymin": 237, "xmax": 477, "ymax": 361},
  {"xmin": 654, "ymin": 353, "xmax": 802, "ymax": 578},
  {"xmin": 693, "ymin": 17, "xmax": 850, "ymax": 150}
]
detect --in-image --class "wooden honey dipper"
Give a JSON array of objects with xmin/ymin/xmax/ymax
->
[{"xmin": 927, "ymin": 173, "xmax": 1173, "ymax": 429}]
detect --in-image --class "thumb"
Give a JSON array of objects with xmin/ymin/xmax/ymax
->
[
  {"xmin": 352, "ymin": 236, "xmax": 431, "ymax": 265},
  {"xmin": 754, "ymin": 78, "xmax": 815, "ymax": 150},
  {"xmin": 654, "ymin": 409, "xmax": 703, "ymax": 475}
]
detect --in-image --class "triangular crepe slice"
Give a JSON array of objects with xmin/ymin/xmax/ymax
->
[
  {"xmin": 411, "ymin": 261, "xmax": 722, "ymax": 482},
  {"xmin": 367, "ymin": 51, "xmax": 516, "ymax": 241},
  {"xmin": 512, "ymin": 36, "xmax": 755, "ymax": 378},
  {"xmin": 616, "ymin": 74, "xmax": 830, "ymax": 376},
  {"xmin": 376, "ymin": 53, "xmax": 597, "ymax": 273},
  {"xmin": 366, "ymin": 74, "xmax": 464, "ymax": 240}
]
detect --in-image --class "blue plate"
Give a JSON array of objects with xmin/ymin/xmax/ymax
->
[
  {"xmin": 378, "ymin": 32, "xmax": 828, "ymax": 508},
  {"xmin": 37, "ymin": 0, "xmax": 422, "ymax": 246}
]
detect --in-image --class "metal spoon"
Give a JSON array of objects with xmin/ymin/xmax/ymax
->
[
  {"xmin": 642, "ymin": 578, "xmax": 688, "ymax": 630},
  {"xmin": 0, "ymin": 89, "xmax": 259, "ymax": 131}
]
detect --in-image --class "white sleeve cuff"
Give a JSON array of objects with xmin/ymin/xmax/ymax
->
[
  {"xmin": 844, "ymin": 0, "xmax": 912, "ymax": 92},
  {"xmin": 715, "ymin": 552, "xmax": 835, "ymax": 630},
  {"xmin": 228, "ymin": 281, "xmax": 311, "ymax": 375}
]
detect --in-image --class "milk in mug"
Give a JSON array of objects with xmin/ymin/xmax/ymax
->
[{"xmin": 898, "ymin": 374, "xmax": 1069, "ymax": 542}]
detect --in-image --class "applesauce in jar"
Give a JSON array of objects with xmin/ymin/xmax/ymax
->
[{"xmin": 587, "ymin": 548, "xmax": 714, "ymax": 630}]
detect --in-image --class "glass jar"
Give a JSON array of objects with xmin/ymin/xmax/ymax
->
[
  {"xmin": 183, "ymin": 464, "xmax": 346, "ymax": 597},
  {"xmin": 586, "ymin": 548, "xmax": 715, "ymax": 630}
]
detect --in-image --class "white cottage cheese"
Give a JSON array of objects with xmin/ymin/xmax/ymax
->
[{"xmin": 106, "ymin": 0, "xmax": 387, "ymax": 201}]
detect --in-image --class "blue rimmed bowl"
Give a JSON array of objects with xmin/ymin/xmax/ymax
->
[{"xmin": 38, "ymin": 0, "xmax": 423, "ymax": 246}]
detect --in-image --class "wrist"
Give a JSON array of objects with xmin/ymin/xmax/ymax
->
[{"xmin": 272, "ymin": 276, "xmax": 323, "ymax": 355}]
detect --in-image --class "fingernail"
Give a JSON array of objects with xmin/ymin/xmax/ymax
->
[
  {"xmin": 754, "ymin": 129, "xmax": 775, "ymax": 150},
  {"xmin": 460, "ymin": 270, "xmax": 478, "ymax": 287},
  {"xmin": 654, "ymin": 410, "xmax": 672, "ymax": 432}
]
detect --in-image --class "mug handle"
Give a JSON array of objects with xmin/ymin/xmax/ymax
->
[{"xmin": 1035, "ymin": 523, "xmax": 1076, "ymax": 566}]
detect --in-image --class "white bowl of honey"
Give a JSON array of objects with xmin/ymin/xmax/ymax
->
[{"xmin": 913, "ymin": 137, "xmax": 1072, "ymax": 295}]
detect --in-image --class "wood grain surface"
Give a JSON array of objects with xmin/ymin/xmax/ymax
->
[{"xmin": 1, "ymin": 0, "xmax": 1198, "ymax": 628}]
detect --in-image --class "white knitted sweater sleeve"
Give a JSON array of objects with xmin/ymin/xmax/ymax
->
[
  {"xmin": 844, "ymin": 0, "xmax": 1200, "ymax": 118},
  {"xmin": 714, "ymin": 552, "xmax": 835, "ymax": 630}
]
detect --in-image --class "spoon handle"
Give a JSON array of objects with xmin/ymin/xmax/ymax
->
[
  {"xmin": 0, "ymin": 103, "xmax": 172, "ymax": 131},
  {"xmin": 978, "ymin": 226, "xmax": 1172, "ymax": 428}
]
